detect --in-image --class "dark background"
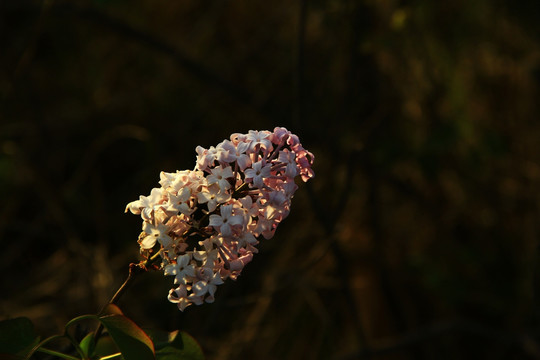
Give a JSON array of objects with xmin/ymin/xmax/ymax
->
[{"xmin": 2, "ymin": 1, "xmax": 540, "ymax": 359}]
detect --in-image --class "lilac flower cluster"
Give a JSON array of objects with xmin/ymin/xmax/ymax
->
[{"xmin": 126, "ymin": 127, "xmax": 314, "ymax": 310}]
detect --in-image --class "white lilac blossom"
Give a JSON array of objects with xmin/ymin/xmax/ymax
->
[{"xmin": 126, "ymin": 127, "xmax": 314, "ymax": 311}]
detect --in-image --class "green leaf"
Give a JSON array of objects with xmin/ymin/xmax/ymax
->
[
  {"xmin": 99, "ymin": 314, "xmax": 155, "ymax": 360},
  {"xmin": 100, "ymin": 304, "xmax": 124, "ymax": 316},
  {"xmin": 152, "ymin": 330, "xmax": 204, "ymax": 360},
  {"xmin": 144, "ymin": 329, "xmax": 170, "ymax": 351},
  {"xmin": 94, "ymin": 334, "xmax": 119, "ymax": 359},
  {"xmin": 64, "ymin": 314, "xmax": 99, "ymax": 332},
  {"xmin": 0, "ymin": 317, "xmax": 39, "ymax": 356},
  {"xmin": 79, "ymin": 332, "xmax": 96, "ymax": 358}
]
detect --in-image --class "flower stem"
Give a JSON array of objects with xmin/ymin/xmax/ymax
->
[
  {"xmin": 107, "ymin": 264, "xmax": 140, "ymax": 306},
  {"xmin": 93, "ymin": 253, "xmax": 162, "ymax": 341}
]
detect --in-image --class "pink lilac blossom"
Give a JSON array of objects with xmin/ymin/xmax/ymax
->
[{"xmin": 126, "ymin": 127, "xmax": 314, "ymax": 311}]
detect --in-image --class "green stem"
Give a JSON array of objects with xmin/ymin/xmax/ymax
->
[
  {"xmin": 62, "ymin": 314, "xmax": 100, "ymax": 359},
  {"xmin": 37, "ymin": 347, "xmax": 81, "ymax": 360},
  {"xmin": 65, "ymin": 331, "xmax": 86, "ymax": 359},
  {"xmin": 24, "ymin": 334, "xmax": 65, "ymax": 360},
  {"xmin": 99, "ymin": 352, "xmax": 122, "ymax": 360},
  {"xmin": 65, "ymin": 314, "xmax": 99, "ymax": 330}
]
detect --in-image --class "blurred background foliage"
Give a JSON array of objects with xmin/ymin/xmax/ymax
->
[{"xmin": 1, "ymin": 0, "xmax": 540, "ymax": 359}]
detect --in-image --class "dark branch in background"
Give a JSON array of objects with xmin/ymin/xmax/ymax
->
[
  {"xmin": 292, "ymin": 0, "xmax": 307, "ymax": 130},
  {"xmin": 364, "ymin": 164, "xmax": 410, "ymax": 340},
  {"xmin": 338, "ymin": 319, "xmax": 540, "ymax": 360},
  {"xmin": 62, "ymin": 6, "xmax": 257, "ymax": 103},
  {"xmin": 305, "ymin": 152, "xmax": 368, "ymax": 351},
  {"xmin": 0, "ymin": 0, "xmax": 52, "ymax": 106},
  {"xmin": 294, "ymin": 0, "xmax": 368, "ymax": 352},
  {"xmin": 1, "ymin": 2, "xmax": 259, "ymax": 112},
  {"xmin": 63, "ymin": 125, "xmax": 150, "ymax": 196}
]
